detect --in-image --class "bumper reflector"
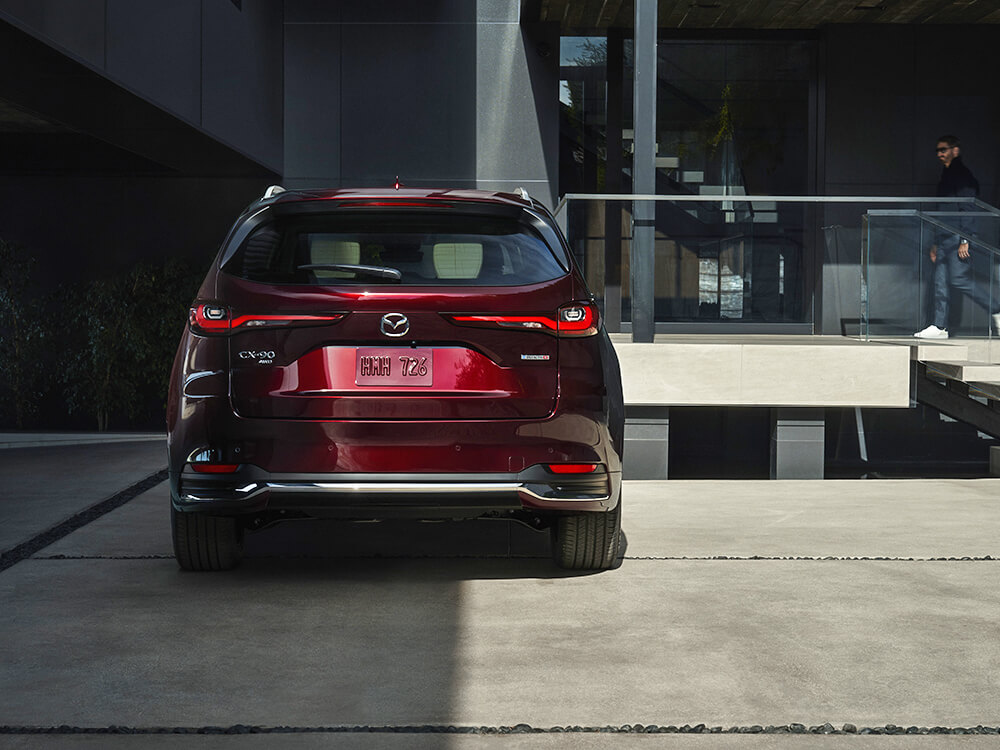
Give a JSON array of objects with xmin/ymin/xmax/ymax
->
[
  {"xmin": 190, "ymin": 463, "xmax": 240, "ymax": 474},
  {"xmin": 547, "ymin": 463, "xmax": 598, "ymax": 474}
]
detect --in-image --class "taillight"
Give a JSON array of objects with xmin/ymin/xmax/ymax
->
[
  {"xmin": 547, "ymin": 463, "xmax": 599, "ymax": 474},
  {"xmin": 556, "ymin": 303, "xmax": 598, "ymax": 336},
  {"xmin": 190, "ymin": 303, "xmax": 231, "ymax": 334},
  {"xmin": 189, "ymin": 302, "xmax": 345, "ymax": 335},
  {"xmin": 447, "ymin": 302, "xmax": 599, "ymax": 337}
]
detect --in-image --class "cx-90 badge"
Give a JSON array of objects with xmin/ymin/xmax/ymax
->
[
  {"xmin": 380, "ymin": 312, "xmax": 410, "ymax": 337},
  {"xmin": 239, "ymin": 350, "xmax": 276, "ymax": 364}
]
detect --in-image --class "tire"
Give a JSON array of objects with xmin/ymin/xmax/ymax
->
[
  {"xmin": 551, "ymin": 500, "xmax": 622, "ymax": 570},
  {"xmin": 171, "ymin": 506, "xmax": 244, "ymax": 571}
]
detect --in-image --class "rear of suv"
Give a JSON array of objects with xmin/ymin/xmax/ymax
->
[{"xmin": 167, "ymin": 187, "xmax": 624, "ymax": 570}]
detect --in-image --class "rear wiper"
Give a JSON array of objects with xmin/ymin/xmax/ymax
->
[{"xmin": 298, "ymin": 264, "xmax": 402, "ymax": 282}]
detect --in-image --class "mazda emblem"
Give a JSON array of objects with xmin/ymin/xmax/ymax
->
[{"xmin": 380, "ymin": 312, "xmax": 410, "ymax": 337}]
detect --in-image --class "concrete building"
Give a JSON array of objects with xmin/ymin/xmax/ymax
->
[{"xmin": 1, "ymin": 1, "xmax": 999, "ymax": 478}]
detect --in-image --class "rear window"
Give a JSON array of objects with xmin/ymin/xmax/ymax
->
[{"xmin": 222, "ymin": 212, "xmax": 566, "ymax": 286}]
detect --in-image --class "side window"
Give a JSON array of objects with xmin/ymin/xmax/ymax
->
[{"xmin": 241, "ymin": 225, "xmax": 281, "ymax": 279}]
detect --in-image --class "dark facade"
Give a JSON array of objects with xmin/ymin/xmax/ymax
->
[
  {"xmin": 1, "ymin": 1, "xmax": 999, "ymax": 475},
  {"xmin": 1, "ymin": 2, "xmax": 998, "ymax": 304}
]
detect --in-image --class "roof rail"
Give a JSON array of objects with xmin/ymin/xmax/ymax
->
[{"xmin": 263, "ymin": 185, "xmax": 286, "ymax": 199}]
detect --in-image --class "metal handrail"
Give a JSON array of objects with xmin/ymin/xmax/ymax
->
[
  {"xmin": 866, "ymin": 209, "xmax": 1000, "ymax": 258},
  {"xmin": 554, "ymin": 193, "xmax": 1000, "ymax": 217}
]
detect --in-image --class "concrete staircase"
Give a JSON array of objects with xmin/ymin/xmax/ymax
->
[{"xmin": 905, "ymin": 338, "xmax": 1000, "ymax": 440}]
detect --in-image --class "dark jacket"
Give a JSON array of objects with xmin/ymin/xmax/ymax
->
[{"xmin": 937, "ymin": 155, "xmax": 979, "ymax": 245}]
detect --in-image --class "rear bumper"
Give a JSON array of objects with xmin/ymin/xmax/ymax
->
[{"xmin": 171, "ymin": 465, "xmax": 620, "ymax": 519}]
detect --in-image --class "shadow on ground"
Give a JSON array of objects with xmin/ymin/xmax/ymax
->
[{"xmin": 240, "ymin": 516, "xmax": 628, "ymax": 579}]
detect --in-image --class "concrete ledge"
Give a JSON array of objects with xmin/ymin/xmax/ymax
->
[
  {"xmin": 0, "ymin": 433, "xmax": 165, "ymax": 450},
  {"xmin": 612, "ymin": 335, "xmax": 911, "ymax": 408}
]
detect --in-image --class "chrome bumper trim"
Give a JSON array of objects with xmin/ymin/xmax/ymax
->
[{"xmin": 181, "ymin": 480, "xmax": 608, "ymax": 504}]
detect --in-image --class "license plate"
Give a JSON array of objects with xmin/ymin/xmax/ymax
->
[{"xmin": 356, "ymin": 348, "xmax": 433, "ymax": 387}]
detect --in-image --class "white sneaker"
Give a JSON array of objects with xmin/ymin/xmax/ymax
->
[
  {"xmin": 993, "ymin": 313, "xmax": 1000, "ymax": 335},
  {"xmin": 914, "ymin": 325, "xmax": 949, "ymax": 339}
]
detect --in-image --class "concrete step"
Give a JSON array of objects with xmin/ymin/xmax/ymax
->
[
  {"xmin": 911, "ymin": 341, "xmax": 971, "ymax": 362},
  {"xmin": 925, "ymin": 361, "xmax": 1000, "ymax": 385}
]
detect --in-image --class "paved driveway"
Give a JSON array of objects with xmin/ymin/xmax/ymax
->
[{"xmin": 2, "ymin": 442, "xmax": 1000, "ymax": 748}]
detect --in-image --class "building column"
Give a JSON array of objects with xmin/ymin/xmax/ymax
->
[
  {"xmin": 631, "ymin": 0, "xmax": 657, "ymax": 343},
  {"xmin": 624, "ymin": 406, "xmax": 669, "ymax": 479},
  {"xmin": 604, "ymin": 28, "xmax": 625, "ymax": 333},
  {"xmin": 988, "ymin": 445, "xmax": 1000, "ymax": 477},
  {"xmin": 770, "ymin": 408, "xmax": 825, "ymax": 479}
]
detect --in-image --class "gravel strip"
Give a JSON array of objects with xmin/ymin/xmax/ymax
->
[
  {"xmin": 628, "ymin": 555, "xmax": 999, "ymax": 561},
  {"xmin": 28, "ymin": 553, "xmax": 1000, "ymax": 562},
  {"xmin": 2, "ymin": 724, "xmax": 1000, "ymax": 735}
]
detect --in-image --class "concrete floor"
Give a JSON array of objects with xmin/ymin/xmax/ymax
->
[{"xmin": 2, "ymin": 441, "xmax": 1000, "ymax": 748}]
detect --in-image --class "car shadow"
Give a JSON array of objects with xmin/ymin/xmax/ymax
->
[{"xmin": 239, "ymin": 517, "xmax": 628, "ymax": 580}]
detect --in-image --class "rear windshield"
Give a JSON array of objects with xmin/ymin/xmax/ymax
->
[{"xmin": 222, "ymin": 212, "xmax": 566, "ymax": 286}]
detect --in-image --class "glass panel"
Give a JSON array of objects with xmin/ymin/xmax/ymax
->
[
  {"xmin": 651, "ymin": 40, "xmax": 813, "ymax": 324},
  {"xmin": 558, "ymin": 196, "xmax": 1000, "ymax": 338},
  {"xmin": 558, "ymin": 35, "xmax": 815, "ymax": 329},
  {"xmin": 864, "ymin": 204, "xmax": 1000, "ymax": 339},
  {"xmin": 560, "ymin": 37, "xmax": 609, "ymax": 194},
  {"xmin": 560, "ymin": 37, "xmax": 606, "ymax": 67},
  {"xmin": 595, "ymin": 198, "xmax": 804, "ymax": 326},
  {"xmin": 656, "ymin": 40, "xmax": 812, "ymax": 198}
]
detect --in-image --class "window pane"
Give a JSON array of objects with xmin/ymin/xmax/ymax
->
[{"xmin": 224, "ymin": 213, "xmax": 566, "ymax": 287}]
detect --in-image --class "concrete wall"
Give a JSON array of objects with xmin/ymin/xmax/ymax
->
[
  {"xmin": 283, "ymin": 0, "xmax": 478, "ymax": 190},
  {"xmin": 0, "ymin": 1, "xmax": 281, "ymax": 293},
  {"xmin": 282, "ymin": 0, "xmax": 559, "ymax": 208},
  {"xmin": 0, "ymin": 0, "xmax": 283, "ymax": 172},
  {"xmin": 476, "ymin": 10, "xmax": 559, "ymax": 207}
]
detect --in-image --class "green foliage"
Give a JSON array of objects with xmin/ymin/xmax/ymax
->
[
  {"xmin": 572, "ymin": 38, "xmax": 607, "ymax": 68},
  {"xmin": 707, "ymin": 84, "xmax": 736, "ymax": 155},
  {"xmin": 60, "ymin": 258, "xmax": 203, "ymax": 430},
  {"xmin": 0, "ymin": 236, "xmax": 204, "ymax": 431},
  {"xmin": 0, "ymin": 238, "xmax": 49, "ymax": 428}
]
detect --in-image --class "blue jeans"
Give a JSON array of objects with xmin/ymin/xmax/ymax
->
[{"xmin": 932, "ymin": 245, "xmax": 997, "ymax": 329}]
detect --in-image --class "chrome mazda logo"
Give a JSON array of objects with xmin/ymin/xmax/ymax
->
[{"xmin": 380, "ymin": 313, "xmax": 410, "ymax": 337}]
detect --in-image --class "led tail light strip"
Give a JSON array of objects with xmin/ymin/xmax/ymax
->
[
  {"xmin": 189, "ymin": 303, "xmax": 345, "ymax": 335},
  {"xmin": 447, "ymin": 302, "xmax": 598, "ymax": 337}
]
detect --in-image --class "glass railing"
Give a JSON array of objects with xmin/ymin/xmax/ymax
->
[
  {"xmin": 554, "ymin": 194, "xmax": 1000, "ymax": 340},
  {"xmin": 862, "ymin": 203, "xmax": 1000, "ymax": 340}
]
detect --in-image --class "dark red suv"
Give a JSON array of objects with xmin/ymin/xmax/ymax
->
[{"xmin": 167, "ymin": 187, "xmax": 623, "ymax": 570}]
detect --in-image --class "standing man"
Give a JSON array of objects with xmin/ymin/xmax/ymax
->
[{"xmin": 914, "ymin": 135, "xmax": 999, "ymax": 339}]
